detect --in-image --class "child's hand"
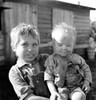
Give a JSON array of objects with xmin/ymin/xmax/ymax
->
[
  {"xmin": 50, "ymin": 91, "xmax": 61, "ymax": 100},
  {"xmin": 82, "ymin": 81, "xmax": 90, "ymax": 94}
]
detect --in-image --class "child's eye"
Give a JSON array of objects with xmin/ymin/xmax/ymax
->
[
  {"xmin": 22, "ymin": 42, "xmax": 28, "ymax": 47},
  {"xmin": 57, "ymin": 43, "xmax": 63, "ymax": 46},
  {"xmin": 32, "ymin": 43, "xmax": 38, "ymax": 47}
]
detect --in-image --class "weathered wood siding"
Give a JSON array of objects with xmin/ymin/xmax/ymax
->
[
  {"xmin": 3, "ymin": 1, "xmax": 91, "ymax": 64},
  {"xmin": 38, "ymin": 4, "xmax": 53, "ymax": 54},
  {"xmin": 37, "ymin": 4, "xmax": 91, "ymax": 56},
  {"xmin": 3, "ymin": 2, "xmax": 37, "ymax": 65},
  {"xmin": 53, "ymin": 8, "xmax": 74, "ymax": 27},
  {"xmin": 0, "ymin": 10, "xmax": 6, "ymax": 66},
  {"xmin": 0, "ymin": 32, "xmax": 5, "ymax": 65},
  {"xmin": 74, "ymin": 9, "xmax": 90, "ymax": 56}
]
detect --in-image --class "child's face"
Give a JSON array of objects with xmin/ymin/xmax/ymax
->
[
  {"xmin": 14, "ymin": 35, "xmax": 39, "ymax": 62},
  {"xmin": 54, "ymin": 36, "xmax": 74, "ymax": 56}
]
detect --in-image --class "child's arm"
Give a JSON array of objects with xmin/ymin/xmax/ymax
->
[
  {"xmin": 79, "ymin": 56, "xmax": 92, "ymax": 93},
  {"xmin": 9, "ymin": 67, "xmax": 34, "ymax": 100},
  {"xmin": 47, "ymin": 80, "xmax": 61, "ymax": 100},
  {"xmin": 82, "ymin": 80, "xmax": 91, "ymax": 94}
]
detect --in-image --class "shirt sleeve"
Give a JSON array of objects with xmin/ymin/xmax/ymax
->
[
  {"xmin": 9, "ymin": 66, "xmax": 34, "ymax": 100},
  {"xmin": 44, "ymin": 55, "xmax": 55, "ymax": 81},
  {"xmin": 80, "ymin": 57, "xmax": 92, "ymax": 84},
  {"xmin": 74, "ymin": 54, "xmax": 92, "ymax": 85}
]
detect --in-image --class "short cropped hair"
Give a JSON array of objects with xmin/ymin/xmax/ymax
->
[
  {"xmin": 52, "ymin": 22, "xmax": 77, "ymax": 43},
  {"xmin": 10, "ymin": 23, "xmax": 40, "ymax": 49}
]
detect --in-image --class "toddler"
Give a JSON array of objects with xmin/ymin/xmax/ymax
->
[{"xmin": 44, "ymin": 22, "xmax": 92, "ymax": 100}]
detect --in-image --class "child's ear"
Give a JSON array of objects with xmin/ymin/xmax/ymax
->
[{"xmin": 11, "ymin": 46, "xmax": 16, "ymax": 52}]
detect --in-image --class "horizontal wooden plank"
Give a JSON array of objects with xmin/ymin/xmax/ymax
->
[
  {"xmin": 39, "ymin": 28, "xmax": 51, "ymax": 33},
  {"xmin": 77, "ymin": 34, "xmax": 90, "ymax": 37},
  {"xmin": 75, "ymin": 24, "xmax": 90, "ymax": 29},
  {"xmin": 40, "ymin": 33, "xmax": 51, "ymax": 37},
  {"xmin": 0, "ymin": 45, "xmax": 4, "ymax": 50},
  {"xmin": 38, "ymin": 5, "xmax": 52, "ymax": 11},
  {"xmin": 38, "ymin": 25, "xmax": 52, "ymax": 30},
  {"xmin": 38, "ymin": 9, "xmax": 51, "ymax": 15},
  {"xmin": 40, "ymin": 38, "xmax": 51, "ymax": 43},
  {"xmin": 74, "ymin": 21, "xmax": 90, "ymax": 25},
  {"xmin": 38, "ymin": 23, "xmax": 52, "ymax": 28},
  {"xmin": 76, "ymin": 41, "xmax": 88, "ymax": 45},
  {"xmin": 75, "ymin": 44, "xmax": 88, "ymax": 49},
  {"xmin": 76, "ymin": 39, "xmax": 88, "ymax": 44},
  {"xmin": 38, "ymin": 27, "xmax": 52, "ymax": 30},
  {"xmin": 74, "ymin": 48, "xmax": 85, "ymax": 56},
  {"xmin": 74, "ymin": 11, "xmax": 89, "ymax": 16},
  {"xmin": 77, "ymin": 35, "xmax": 89, "ymax": 39},
  {"xmin": 76, "ymin": 29, "xmax": 90, "ymax": 32},
  {"xmin": 74, "ymin": 17, "xmax": 90, "ymax": 21},
  {"xmin": 77, "ymin": 35, "xmax": 89, "ymax": 40},
  {"xmin": 0, "ymin": 61, "xmax": 5, "ymax": 66},
  {"xmin": 0, "ymin": 50, "xmax": 4, "ymax": 56},
  {"xmin": 77, "ymin": 32, "xmax": 90, "ymax": 36},
  {"xmin": 0, "ymin": 39, "xmax": 4, "ymax": 44},
  {"xmin": 0, "ymin": 35, "xmax": 4, "ymax": 38},
  {"xmin": 38, "ymin": 19, "xmax": 51, "ymax": 24},
  {"xmin": 0, "ymin": 56, "xmax": 5, "ymax": 61},
  {"xmin": 38, "ymin": 14, "xmax": 52, "ymax": 20},
  {"xmin": 74, "ymin": 13, "xmax": 89, "ymax": 17},
  {"xmin": 75, "ymin": 26, "xmax": 90, "ymax": 30},
  {"xmin": 74, "ymin": 19, "xmax": 90, "ymax": 24},
  {"xmin": 39, "ymin": 46, "xmax": 53, "ymax": 54}
]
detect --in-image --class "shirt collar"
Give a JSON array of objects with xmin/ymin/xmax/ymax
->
[
  {"xmin": 16, "ymin": 55, "xmax": 40, "ymax": 68},
  {"xmin": 16, "ymin": 58, "xmax": 29, "ymax": 68}
]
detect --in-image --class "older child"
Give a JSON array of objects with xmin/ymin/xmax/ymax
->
[
  {"xmin": 9, "ymin": 23, "xmax": 50, "ymax": 100},
  {"xmin": 44, "ymin": 22, "xmax": 92, "ymax": 100}
]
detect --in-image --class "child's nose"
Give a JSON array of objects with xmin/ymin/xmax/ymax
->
[
  {"xmin": 28, "ymin": 46, "xmax": 33, "ymax": 51},
  {"xmin": 62, "ymin": 45, "xmax": 66, "ymax": 49}
]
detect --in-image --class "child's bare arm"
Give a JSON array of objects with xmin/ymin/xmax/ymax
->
[
  {"xmin": 47, "ymin": 80, "xmax": 61, "ymax": 100},
  {"xmin": 47, "ymin": 81, "xmax": 57, "ymax": 94}
]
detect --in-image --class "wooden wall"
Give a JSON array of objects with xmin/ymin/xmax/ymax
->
[
  {"xmin": 38, "ymin": 4, "xmax": 53, "ymax": 54},
  {"xmin": 3, "ymin": 2, "xmax": 38, "ymax": 65},
  {"xmin": 2, "ymin": 1, "xmax": 91, "ymax": 65},
  {"xmin": 0, "ymin": 32, "xmax": 5, "ymax": 66},
  {"xmin": 38, "ymin": 3, "xmax": 91, "ymax": 57},
  {"xmin": 74, "ymin": 9, "xmax": 90, "ymax": 56},
  {"xmin": 0, "ymin": 10, "xmax": 6, "ymax": 66}
]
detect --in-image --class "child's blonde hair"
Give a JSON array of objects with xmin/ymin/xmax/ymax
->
[
  {"xmin": 10, "ymin": 23, "xmax": 40, "ymax": 49},
  {"xmin": 52, "ymin": 22, "xmax": 77, "ymax": 44}
]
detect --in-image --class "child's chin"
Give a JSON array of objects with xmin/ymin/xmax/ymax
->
[
  {"xmin": 26, "ymin": 57, "xmax": 35, "ymax": 62},
  {"xmin": 59, "ymin": 53, "xmax": 69, "ymax": 57}
]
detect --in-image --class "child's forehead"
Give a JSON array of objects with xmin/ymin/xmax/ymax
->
[
  {"xmin": 54, "ymin": 30, "xmax": 75, "ymax": 43},
  {"xmin": 18, "ymin": 34, "xmax": 38, "ymax": 42},
  {"xmin": 55, "ymin": 36, "xmax": 74, "ymax": 45},
  {"xmin": 20, "ymin": 34, "xmax": 37, "ymax": 39},
  {"xmin": 58, "ymin": 28, "xmax": 75, "ymax": 37},
  {"xmin": 52, "ymin": 27, "xmax": 75, "ymax": 38}
]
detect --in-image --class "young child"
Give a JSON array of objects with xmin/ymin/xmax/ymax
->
[
  {"xmin": 44, "ymin": 22, "xmax": 92, "ymax": 100},
  {"xmin": 9, "ymin": 23, "xmax": 50, "ymax": 100}
]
